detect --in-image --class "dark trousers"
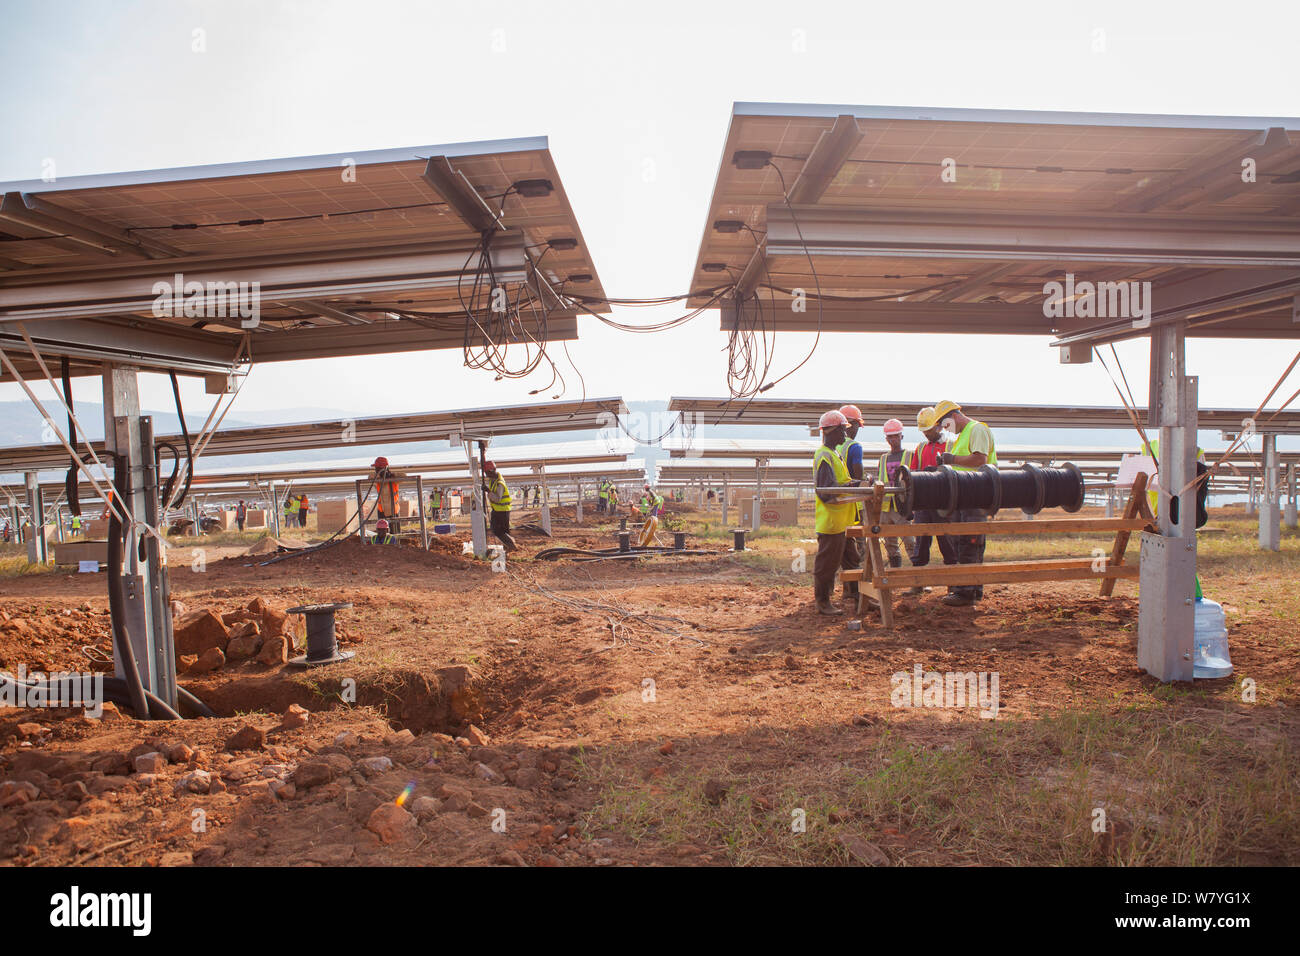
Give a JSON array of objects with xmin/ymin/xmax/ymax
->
[
  {"xmin": 814, "ymin": 531, "xmax": 861, "ymax": 603},
  {"xmin": 910, "ymin": 509, "xmax": 956, "ymax": 567},
  {"xmin": 490, "ymin": 509, "xmax": 518, "ymax": 551},
  {"xmin": 950, "ymin": 508, "xmax": 987, "ymax": 599}
]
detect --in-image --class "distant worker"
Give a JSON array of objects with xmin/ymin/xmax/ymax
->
[
  {"xmin": 429, "ymin": 487, "xmax": 443, "ymax": 519},
  {"xmin": 906, "ymin": 407, "xmax": 954, "ymax": 592},
  {"xmin": 370, "ymin": 518, "xmax": 396, "ymax": 545},
  {"xmin": 608, "ymin": 484, "xmax": 619, "ymax": 510},
  {"xmin": 640, "ymin": 484, "xmax": 664, "ymax": 517},
  {"xmin": 481, "ymin": 461, "xmax": 518, "ymax": 552},
  {"xmin": 372, "ymin": 457, "xmax": 403, "ymax": 534},
  {"xmin": 813, "ymin": 410, "xmax": 862, "ymax": 615},
  {"xmin": 70, "ymin": 513, "xmax": 84, "ymax": 537},
  {"xmin": 935, "ymin": 400, "xmax": 997, "ymax": 607},
  {"xmin": 235, "ymin": 499, "xmax": 247, "ymax": 532},
  {"xmin": 598, "ymin": 478, "xmax": 610, "ymax": 514},
  {"xmin": 283, "ymin": 494, "xmax": 297, "ymax": 528},
  {"xmin": 297, "ymin": 494, "xmax": 310, "ymax": 528},
  {"xmin": 877, "ymin": 419, "xmax": 916, "ymax": 571},
  {"xmin": 836, "ymin": 404, "xmax": 868, "ymax": 602}
]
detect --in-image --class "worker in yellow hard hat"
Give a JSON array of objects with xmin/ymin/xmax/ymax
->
[
  {"xmin": 813, "ymin": 410, "xmax": 862, "ymax": 615},
  {"xmin": 935, "ymin": 400, "xmax": 997, "ymax": 607},
  {"xmin": 905, "ymin": 407, "xmax": 955, "ymax": 591}
]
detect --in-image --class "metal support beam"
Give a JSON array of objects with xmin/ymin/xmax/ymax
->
[
  {"xmin": 415, "ymin": 475, "xmax": 428, "ymax": 550},
  {"xmin": 464, "ymin": 439, "xmax": 487, "ymax": 559},
  {"xmin": 537, "ymin": 465, "xmax": 552, "ymax": 536},
  {"xmin": 1245, "ymin": 475, "xmax": 1257, "ymax": 516},
  {"xmin": 1138, "ymin": 326, "xmax": 1197, "ymax": 683},
  {"xmin": 752, "ymin": 457, "xmax": 767, "ymax": 533},
  {"xmin": 575, "ymin": 481, "xmax": 583, "ymax": 524},
  {"xmin": 722, "ymin": 475, "xmax": 729, "ymax": 527},
  {"xmin": 355, "ymin": 480, "xmax": 366, "ymax": 540},
  {"xmin": 104, "ymin": 366, "xmax": 177, "ymax": 710},
  {"xmin": 1260, "ymin": 434, "xmax": 1281, "ymax": 551},
  {"xmin": 787, "ymin": 114, "xmax": 864, "ymax": 205},
  {"xmin": 268, "ymin": 480, "xmax": 280, "ymax": 537},
  {"xmin": 1287, "ymin": 463, "xmax": 1298, "ymax": 529},
  {"xmin": 24, "ymin": 471, "xmax": 46, "ymax": 563}
]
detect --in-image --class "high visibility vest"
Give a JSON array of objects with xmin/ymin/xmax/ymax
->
[
  {"xmin": 909, "ymin": 440, "xmax": 944, "ymax": 472},
  {"xmin": 372, "ymin": 533, "xmax": 394, "ymax": 545},
  {"xmin": 1140, "ymin": 439, "xmax": 1206, "ymax": 515},
  {"xmin": 837, "ymin": 438, "xmax": 865, "ymax": 521},
  {"xmin": 488, "ymin": 475, "xmax": 512, "ymax": 511},
  {"xmin": 877, "ymin": 451, "xmax": 907, "ymax": 513},
  {"xmin": 378, "ymin": 480, "xmax": 399, "ymax": 516},
  {"xmin": 71, "ymin": 516, "xmax": 82, "ymax": 530},
  {"xmin": 814, "ymin": 446, "xmax": 855, "ymax": 535},
  {"xmin": 947, "ymin": 421, "xmax": 997, "ymax": 470},
  {"xmin": 599, "ymin": 483, "xmax": 609, "ymax": 500}
]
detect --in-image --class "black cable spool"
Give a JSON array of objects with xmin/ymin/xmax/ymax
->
[
  {"xmin": 892, "ymin": 463, "xmax": 1085, "ymax": 517},
  {"xmin": 286, "ymin": 602, "xmax": 355, "ymax": 667}
]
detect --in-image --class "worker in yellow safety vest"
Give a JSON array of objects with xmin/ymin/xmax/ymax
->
[
  {"xmin": 482, "ymin": 460, "xmax": 517, "ymax": 552},
  {"xmin": 835, "ymin": 404, "xmax": 868, "ymax": 603},
  {"xmin": 813, "ymin": 410, "xmax": 862, "ymax": 615},
  {"xmin": 876, "ymin": 418, "xmax": 916, "ymax": 572},
  {"xmin": 936, "ymin": 400, "xmax": 997, "ymax": 607},
  {"xmin": 1140, "ymin": 438, "xmax": 1207, "ymax": 518}
]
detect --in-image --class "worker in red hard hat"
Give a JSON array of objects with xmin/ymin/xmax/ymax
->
[
  {"xmin": 371, "ymin": 456, "xmax": 402, "ymax": 534},
  {"xmin": 876, "ymin": 418, "xmax": 916, "ymax": 573},
  {"xmin": 812, "ymin": 410, "xmax": 862, "ymax": 615},
  {"xmin": 835, "ymin": 404, "xmax": 868, "ymax": 605},
  {"xmin": 481, "ymin": 460, "xmax": 517, "ymax": 552},
  {"xmin": 370, "ymin": 518, "xmax": 395, "ymax": 545}
]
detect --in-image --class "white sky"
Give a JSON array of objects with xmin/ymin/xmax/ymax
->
[{"xmin": 2, "ymin": 0, "xmax": 1299, "ymax": 420}]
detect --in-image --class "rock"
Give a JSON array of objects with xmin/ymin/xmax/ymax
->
[
  {"xmin": 208, "ymin": 776, "xmax": 227, "ymax": 794},
  {"xmin": 193, "ymin": 846, "xmax": 226, "ymax": 865},
  {"xmin": 189, "ymin": 646, "xmax": 225, "ymax": 674},
  {"xmin": 411, "ymin": 796, "xmax": 441, "ymax": 820},
  {"xmin": 176, "ymin": 655, "xmax": 198, "ymax": 674},
  {"xmin": 466, "ymin": 801, "xmax": 489, "ymax": 819},
  {"xmin": 305, "ymin": 844, "xmax": 354, "ymax": 865},
  {"xmin": 268, "ymin": 779, "xmax": 296, "ymax": 801},
  {"xmin": 292, "ymin": 761, "xmax": 334, "ymax": 789},
  {"xmin": 225, "ymin": 635, "xmax": 262, "ymax": 660},
  {"xmin": 12, "ymin": 752, "xmax": 64, "ymax": 775},
  {"xmin": 495, "ymin": 849, "xmax": 527, "ymax": 866},
  {"xmin": 224, "ymin": 725, "xmax": 265, "ymax": 752},
  {"xmin": 838, "ymin": 834, "xmax": 889, "ymax": 866},
  {"xmin": 385, "ymin": 729, "xmax": 416, "ymax": 746},
  {"xmin": 174, "ymin": 770, "xmax": 212, "ymax": 795},
  {"xmin": 163, "ymin": 742, "xmax": 194, "ymax": 764},
  {"xmin": 98, "ymin": 701, "xmax": 124, "ymax": 721},
  {"xmin": 257, "ymin": 635, "xmax": 289, "ymax": 666},
  {"xmin": 512, "ymin": 768, "xmax": 541, "ymax": 790},
  {"xmin": 250, "ymin": 598, "xmax": 294, "ymax": 639},
  {"xmin": 90, "ymin": 752, "xmax": 131, "ymax": 776},
  {"xmin": 334, "ymin": 731, "xmax": 359, "ymax": 747},
  {"xmin": 703, "ymin": 779, "xmax": 729, "ymax": 805},
  {"xmin": 159, "ymin": 851, "xmax": 192, "ymax": 867},
  {"xmin": 0, "ymin": 780, "xmax": 39, "ymax": 808},
  {"xmin": 88, "ymin": 775, "xmax": 132, "ymax": 795},
  {"xmin": 474, "ymin": 762, "xmax": 502, "ymax": 783},
  {"xmin": 366, "ymin": 803, "xmax": 415, "ymax": 845},
  {"xmin": 16, "ymin": 722, "xmax": 43, "ymax": 738},
  {"xmin": 278, "ymin": 704, "xmax": 310, "ymax": 731},
  {"xmin": 173, "ymin": 609, "xmax": 230, "ymax": 657},
  {"xmin": 464, "ymin": 724, "xmax": 490, "ymax": 746},
  {"xmin": 358, "ymin": 756, "xmax": 393, "ymax": 777},
  {"xmin": 133, "ymin": 752, "xmax": 166, "ymax": 774},
  {"xmin": 436, "ymin": 664, "xmax": 482, "ymax": 722},
  {"xmin": 674, "ymin": 844, "xmax": 702, "ymax": 858},
  {"xmin": 228, "ymin": 618, "xmax": 261, "ymax": 641}
]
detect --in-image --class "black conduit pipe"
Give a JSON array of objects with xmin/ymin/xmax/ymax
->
[{"xmin": 106, "ymin": 453, "xmax": 151, "ymax": 721}]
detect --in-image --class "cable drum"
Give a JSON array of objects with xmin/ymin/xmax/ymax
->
[{"xmin": 893, "ymin": 463, "xmax": 1086, "ymax": 518}]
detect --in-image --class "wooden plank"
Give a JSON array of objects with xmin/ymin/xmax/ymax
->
[
  {"xmin": 1101, "ymin": 472, "xmax": 1148, "ymax": 598},
  {"xmin": 875, "ymin": 560, "xmax": 1139, "ymax": 589},
  {"xmin": 866, "ymin": 485, "xmax": 893, "ymax": 627},
  {"xmin": 848, "ymin": 516, "xmax": 1148, "ymax": 538}
]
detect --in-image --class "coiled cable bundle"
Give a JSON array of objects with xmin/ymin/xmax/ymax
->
[{"xmin": 892, "ymin": 463, "xmax": 1085, "ymax": 519}]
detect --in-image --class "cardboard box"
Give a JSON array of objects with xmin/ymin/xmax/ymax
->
[
  {"xmin": 317, "ymin": 499, "xmax": 359, "ymax": 534},
  {"xmin": 54, "ymin": 540, "xmax": 109, "ymax": 567},
  {"xmin": 82, "ymin": 518, "xmax": 110, "ymax": 539},
  {"xmin": 737, "ymin": 496, "xmax": 797, "ymax": 527},
  {"xmin": 245, "ymin": 509, "xmax": 268, "ymax": 529},
  {"xmin": 212, "ymin": 510, "xmax": 237, "ymax": 531}
]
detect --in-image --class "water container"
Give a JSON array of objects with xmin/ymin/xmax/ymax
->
[{"xmin": 1193, "ymin": 597, "xmax": 1233, "ymax": 679}]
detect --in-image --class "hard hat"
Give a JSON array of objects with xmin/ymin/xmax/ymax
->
[
  {"xmin": 482, "ymin": 460, "xmax": 497, "ymax": 473},
  {"xmin": 375, "ymin": 519, "xmax": 389, "ymax": 531},
  {"xmin": 839, "ymin": 404, "xmax": 865, "ymax": 425},
  {"xmin": 372, "ymin": 456, "xmax": 389, "ymax": 470},
  {"xmin": 934, "ymin": 400, "xmax": 961, "ymax": 420},
  {"xmin": 883, "ymin": 418, "xmax": 904, "ymax": 436},
  {"xmin": 917, "ymin": 406, "xmax": 938, "ymax": 430},
  {"xmin": 819, "ymin": 410, "xmax": 848, "ymax": 429}
]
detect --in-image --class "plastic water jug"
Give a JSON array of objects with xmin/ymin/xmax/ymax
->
[{"xmin": 1193, "ymin": 597, "xmax": 1233, "ymax": 679}]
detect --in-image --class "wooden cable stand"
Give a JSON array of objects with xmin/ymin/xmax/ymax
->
[{"xmin": 840, "ymin": 472, "xmax": 1155, "ymax": 626}]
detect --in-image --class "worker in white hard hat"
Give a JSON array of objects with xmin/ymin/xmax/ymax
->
[
  {"xmin": 876, "ymin": 418, "xmax": 916, "ymax": 572},
  {"xmin": 813, "ymin": 410, "xmax": 862, "ymax": 615},
  {"xmin": 835, "ymin": 404, "xmax": 868, "ymax": 605},
  {"xmin": 905, "ymin": 407, "xmax": 956, "ymax": 591},
  {"xmin": 935, "ymin": 399, "xmax": 997, "ymax": 607}
]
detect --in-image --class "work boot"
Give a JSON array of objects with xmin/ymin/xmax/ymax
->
[
  {"xmin": 941, "ymin": 592, "xmax": 975, "ymax": 607},
  {"xmin": 906, "ymin": 586, "xmax": 927, "ymax": 596},
  {"xmin": 816, "ymin": 599, "xmax": 843, "ymax": 616}
]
